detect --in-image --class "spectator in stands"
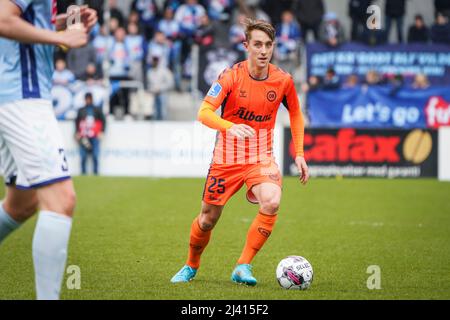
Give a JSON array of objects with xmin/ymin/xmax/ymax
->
[
  {"xmin": 388, "ymin": 73, "xmax": 404, "ymax": 96},
  {"xmin": 125, "ymin": 22, "xmax": 146, "ymax": 82},
  {"xmin": 343, "ymin": 74, "xmax": 360, "ymax": 88},
  {"xmin": 322, "ymin": 67, "xmax": 340, "ymax": 90},
  {"xmin": 109, "ymin": 17, "xmax": 121, "ymax": 36},
  {"xmin": 108, "ymin": 0, "xmax": 126, "ymax": 27},
  {"xmin": 174, "ymin": 0, "xmax": 207, "ymax": 70},
  {"xmin": 147, "ymin": 31, "xmax": 171, "ymax": 68},
  {"xmin": 67, "ymin": 38, "xmax": 97, "ymax": 79},
  {"xmin": 361, "ymin": 26, "xmax": 387, "ymax": 45},
  {"xmin": 109, "ymin": 27, "xmax": 131, "ymax": 78},
  {"xmin": 93, "ymin": 24, "xmax": 114, "ymax": 68},
  {"xmin": 364, "ymin": 70, "xmax": 382, "ymax": 85},
  {"xmin": 435, "ymin": 0, "xmax": 450, "ymax": 18},
  {"xmin": 158, "ymin": 7, "xmax": 181, "ymax": 42},
  {"xmin": 208, "ymin": 0, "xmax": 234, "ymax": 23},
  {"xmin": 194, "ymin": 14, "xmax": 215, "ymax": 47},
  {"xmin": 408, "ymin": 14, "xmax": 430, "ymax": 43},
  {"xmin": 319, "ymin": 12, "xmax": 346, "ymax": 48},
  {"xmin": 158, "ymin": 7, "xmax": 182, "ymax": 91},
  {"xmin": 128, "ymin": 10, "xmax": 141, "ymax": 28},
  {"xmin": 147, "ymin": 56, "xmax": 175, "ymax": 120},
  {"xmin": 75, "ymin": 93, "xmax": 106, "ymax": 176},
  {"xmin": 165, "ymin": 0, "xmax": 183, "ymax": 12},
  {"xmin": 348, "ymin": 0, "xmax": 373, "ymax": 42},
  {"xmin": 175, "ymin": 0, "xmax": 207, "ymax": 47},
  {"xmin": 275, "ymin": 10, "xmax": 301, "ymax": 74},
  {"xmin": 412, "ymin": 73, "xmax": 430, "ymax": 89},
  {"xmin": 301, "ymin": 75, "xmax": 322, "ymax": 93},
  {"xmin": 275, "ymin": 11, "xmax": 301, "ymax": 59},
  {"xmin": 385, "ymin": 0, "xmax": 408, "ymax": 43},
  {"xmin": 80, "ymin": 63, "xmax": 103, "ymax": 86},
  {"xmin": 109, "ymin": 27, "xmax": 131, "ymax": 117},
  {"xmin": 431, "ymin": 12, "xmax": 450, "ymax": 44},
  {"xmin": 245, "ymin": 3, "xmax": 272, "ymax": 22},
  {"xmin": 53, "ymin": 58, "xmax": 75, "ymax": 86},
  {"xmin": 229, "ymin": 12, "xmax": 247, "ymax": 53},
  {"xmin": 261, "ymin": 0, "xmax": 295, "ymax": 26},
  {"xmin": 131, "ymin": 0, "xmax": 160, "ymax": 40},
  {"xmin": 292, "ymin": 0, "xmax": 325, "ymax": 42}
]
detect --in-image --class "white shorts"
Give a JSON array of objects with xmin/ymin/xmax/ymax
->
[{"xmin": 0, "ymin": 99, "xmax": 71, "ymax": 189}]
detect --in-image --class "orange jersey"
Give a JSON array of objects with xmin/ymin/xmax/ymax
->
[{"xmin": 202, "ymin": 60, "xmax": 305, "ymax": 164}]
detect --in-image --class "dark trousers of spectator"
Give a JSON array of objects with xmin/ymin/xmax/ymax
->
[
  {"xmin": 299, "ymin": 22, "xmax": 321, "ymax": 42},
  {"xmin": 80, "ymin": 138, "xmax": 100, "ymax": 175},
  {"xmin": 110, "ymin": 76, "xmax": 130, "ymax": 116},
  {"xmin": 351, "ymin": 18, "xmax": 367, "ymax": 41},
  {"xmin": 385, "ymin": 15, "xmax": 405, "ymax": 43}
]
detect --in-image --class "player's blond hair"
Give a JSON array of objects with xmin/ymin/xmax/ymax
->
[{"xmin": 244, "ymin": 18, "xmax": 275, "ymax": 42}]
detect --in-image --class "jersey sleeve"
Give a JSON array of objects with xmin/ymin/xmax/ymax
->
[
  {"xmin": 11, "ymin": 0, "xmax": 33, "ymax": 12},
  {"xmin": 197, "ymin": 101, "xmax": 234, "ymax": 132},
  {"xmin": 203, "ymin": 68, "xmax": 234, "ymax": 109},
  {"xmin": 283, "ymin": 77, "xmax": 305, "ymax": 157}
]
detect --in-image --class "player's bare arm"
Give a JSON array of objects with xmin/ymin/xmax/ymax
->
[{"xmin": 0, "ymin": 0, "xmax": 89, "ymax": 48}]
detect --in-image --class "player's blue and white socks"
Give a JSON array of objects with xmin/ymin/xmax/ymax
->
[
  {"xmin": 32, "ymin": 211, "xmax": 72, "ymax": 300},
  {"xmin": 0, "ymin": 202, "xmax": 21, "ymax": 244}
]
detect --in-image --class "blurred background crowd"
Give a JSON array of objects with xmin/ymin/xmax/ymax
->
[{"xmin": 53, "ymin": 0, "xmax": 450, "ymax": 122}]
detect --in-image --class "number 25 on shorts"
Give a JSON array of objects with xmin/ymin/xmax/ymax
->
[{"xmin": 208, "ymin": 177, "xmax": 226, "ymax": 194}]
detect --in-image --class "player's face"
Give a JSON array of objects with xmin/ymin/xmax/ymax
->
[{"xmin": 245, "ymin": 30, "xmax": 274, "ymax": 70}]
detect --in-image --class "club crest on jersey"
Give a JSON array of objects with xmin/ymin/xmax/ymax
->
[
  {"xmin": 267, "ymin": 91, "xmax": 277, "ymax": 102},
  {"xmin": 207, "ymin": 82, "xmax": 222, "ymax": 98}
]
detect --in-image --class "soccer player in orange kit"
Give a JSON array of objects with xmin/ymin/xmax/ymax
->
[{"xmin": 171, "ymin": 19, "xmax": 309, "ymax": 286}]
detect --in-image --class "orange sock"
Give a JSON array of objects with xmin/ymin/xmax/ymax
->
[
  {"xmin": 186, "ymin": 217, "xmax": 211, "ymax": 269},
  {"xmin": 237, "ymin": 211, "xmax": 278, "ymax": 265}
]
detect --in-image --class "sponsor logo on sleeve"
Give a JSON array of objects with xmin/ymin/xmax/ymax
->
[{"xmin": 207, "ymin": 82, "xmax": 222, "ymax": 98}]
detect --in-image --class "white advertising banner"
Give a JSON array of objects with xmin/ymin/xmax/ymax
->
[
  {"xmin": 439, "ymin": 127, "xmax": 450, "ymax": 181},
  {"xmin": 59, "ymin": 121, "xmax": 284, "ymax": 177}
]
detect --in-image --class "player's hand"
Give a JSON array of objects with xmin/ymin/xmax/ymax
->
[
  {"xmin": 58, "ymin": 25, "xmax": 88, "ymax": 49},
  {"xmin": 54, "ymin": 13, "xmax": 68, "ymax": 31},
  {"xmin": 295, "ymin": 156, "xmax": 309, "ymax": 185},
  {"xmin": 80, "ymin": 6, "xmax": 98, "ymax": 33},
  {"xmin": 54, "ymin": 5, "xmax": 97, "ymax": 33},
  {"xmin": 227, "ymin": 124, "xmax": 256, "ymax": 140}
]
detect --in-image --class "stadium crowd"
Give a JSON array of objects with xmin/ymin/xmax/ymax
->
[{"xmin": 54, "ymin": 0, "xmax": 450, "ymax": 120}]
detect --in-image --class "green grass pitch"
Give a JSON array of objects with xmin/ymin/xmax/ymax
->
[{"xmin": 0, "ymin": 177, "xmax": 449, "ymax": 300}]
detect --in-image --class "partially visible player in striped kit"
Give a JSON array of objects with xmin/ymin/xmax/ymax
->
[{"xmin": 0, "ymin": 0, "xmax": 97, "ymax": 300}]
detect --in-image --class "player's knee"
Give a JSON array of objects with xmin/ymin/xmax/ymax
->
[
  {"xmin": 50, "ymin": 188, "xmax": 77, "ymax": 217},
  {"xmin": 7, "ymin": 198, "xmax": 39, "ymax": 223},
  {"xmin": 198, "ymin": 214, "xmax": 218, "ymax": 231},
  {"xmin": 260, "ymin": 198, "xmax": 280, "ymax": 215},
  {"xmin": 199, "ymin": 208, "xmax": 221, "ymax": 231},
  {"xmin": 61, "ymin": 189, "xmax": 77, "ymax": 217}
]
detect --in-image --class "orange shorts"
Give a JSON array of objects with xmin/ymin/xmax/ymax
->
[{"xmin": 202, "ymin": 159, "xmax": 282, "ymax": 206}]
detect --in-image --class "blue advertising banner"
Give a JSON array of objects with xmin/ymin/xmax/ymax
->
[
  {"xmin": 307, "ymin": 85, "xmax": 450, "ymax": 129},
  {"xmin": 307, "ymin": 42, "xmax": 450, "ymax": 85}
]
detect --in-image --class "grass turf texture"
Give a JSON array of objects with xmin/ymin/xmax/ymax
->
[{"xmin": 0, "ymin": 177, "xmax": 449, "ymax": 300}]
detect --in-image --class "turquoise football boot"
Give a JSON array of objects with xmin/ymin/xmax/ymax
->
[
  {"xmin": 231, "ymin": 264, "xmax": 257, "ymax": 286},
  {"xmin": 171, "ymin": 265, "xmax": 197, "ymax": 283}
]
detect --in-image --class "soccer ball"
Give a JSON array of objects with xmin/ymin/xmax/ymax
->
[{"xmin": 276, "ymin": 256, "xmax": 314, "ymax": 290}]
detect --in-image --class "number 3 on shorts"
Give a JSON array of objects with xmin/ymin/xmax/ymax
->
[{"xmin": 59, "ymin": 148, "xmax": 69, "ymax": 172}]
